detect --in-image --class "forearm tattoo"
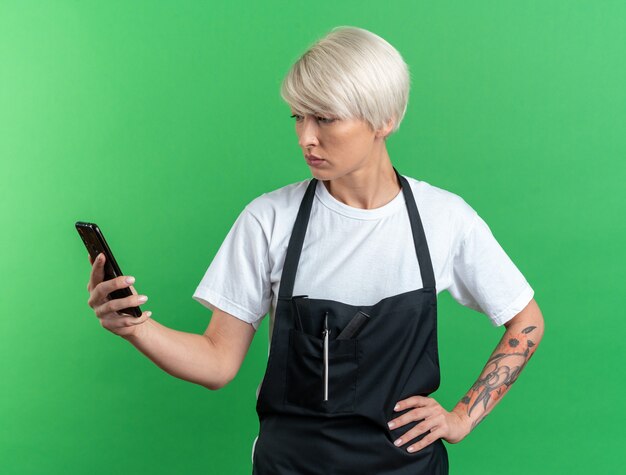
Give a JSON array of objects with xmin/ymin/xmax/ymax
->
[{"xmin": 459, "ymin": 325, "xmax": 538, "ymax": 431}]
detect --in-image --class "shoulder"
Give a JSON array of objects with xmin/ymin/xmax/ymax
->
[
  {"xmin": 403, "ymin": 175, "xmax": 477, "ymax": 223},
  {"xmin": 237, "ymin": 178, "xmax": 311, "ymax": 242},
  {"xmin": 401, "ymin": 175, "xmax": 481, "ymax": 256},
  {"xmin": 244, "ymin": 178, "xmax": 310, "ymax": 218}
]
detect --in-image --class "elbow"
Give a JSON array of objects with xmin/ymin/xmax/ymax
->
[
  {"xmin": 202, "ymin": 378, "xmax": 228, "ymax": 391},
  {"xmin": 200, "ymin": 334, "xmax": 238, "ymax": 391},
  {"xmin": 202, "ymin": 370, "xmax": 235, "ymax": 391},
  {"xmin": 203, "ymin": 381, "xmax": 224, "ymax": 391}
]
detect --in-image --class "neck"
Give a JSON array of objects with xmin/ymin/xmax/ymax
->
[{"xmin": 323, "ymin": 158, "xmax": 401, "ymax": 210}]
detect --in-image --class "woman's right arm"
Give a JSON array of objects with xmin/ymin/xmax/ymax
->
[{"xmin": 86, "ymin": 253, "xmax": 256, "ymax": 390}]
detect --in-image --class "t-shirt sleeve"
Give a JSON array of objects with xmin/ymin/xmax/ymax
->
[
  {"xmin": 447, "ymin": 210, "xmax": 534, "ymax": 327},
  {"xmin": 192, "ymin": 206, "xmax": 272, "ymax": 330}
]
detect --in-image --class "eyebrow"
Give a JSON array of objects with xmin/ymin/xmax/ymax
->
[{"xmin": 290, "ymin": 111, "xmax": 331, "ymax": 117}]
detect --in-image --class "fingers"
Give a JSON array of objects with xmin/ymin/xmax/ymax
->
[
  {"xmin": 391, "ymin": 415, "xmax": 442, "ymax": 453},
  {"xmin": 85, "ymin": 255, "xmax": 152, "ymax": 337},
  {"xmin": 403, "ymin": 425, "xmax": 443, "ymax": 453},
  {"xmin": 87, "ymin": 253, "xmax": 106, "ymax": 294},
  {"xmin": 98, "ymin": 308, "xmax": 153, "ymax": 338},
  {"xmin": 116, "ymin": 310, "xmax": 153, "ymax": 326},
  {"xmin": 100, "ymin": 293, "xmax": 148, "ymax": 316},
  {"xmin": 394, "ymin": 395, "xmax": 432, "ymax": 411},
  {"xmin": 388, "ymin": 405, "xmax": 437, "ymax": 430},
  {"xmin": 93, "ymin": 290, "xmax": 152, "ymax": 337},
  {"xmin": 388, "ymin": 396, "xmax": 444, "ymax": 453},
  {"xmin": 89, "ymin": 274, "xmax": 135, "ymax": 308}
]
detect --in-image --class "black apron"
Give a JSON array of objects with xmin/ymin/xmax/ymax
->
[{"xmin": 252, "ymin": 168, "xmax": 448, "ymax": 474}]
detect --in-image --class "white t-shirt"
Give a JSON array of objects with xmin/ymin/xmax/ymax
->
[{"xmin": 193, "ymin": 175, "xmax": 534, "ymax": 343}]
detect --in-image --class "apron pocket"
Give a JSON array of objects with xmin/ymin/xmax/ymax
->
[{"xmin": 284, "ymin": 328, "xmax": 358, "ymax": 413}]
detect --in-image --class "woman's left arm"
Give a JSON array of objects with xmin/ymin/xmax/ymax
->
[{"xmin": 388, "ymin": 298, "xmax": 545, "ymax": 453}]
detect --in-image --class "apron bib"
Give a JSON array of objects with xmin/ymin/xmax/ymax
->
[{"xmin": 252, "ymin": 168, "xmax": 449, "ymax": 474}]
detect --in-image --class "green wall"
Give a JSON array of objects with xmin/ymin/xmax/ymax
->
[{"xmin": 1, "ymin": 1, "xmax": 624, "ymax": 473}]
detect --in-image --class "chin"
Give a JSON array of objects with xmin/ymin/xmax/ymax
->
[{"xmin": 307, "ymin": 167, "xmax": 330, "ymax": 179}]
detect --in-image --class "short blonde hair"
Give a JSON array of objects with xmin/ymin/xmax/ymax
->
[{"xmin": 280, "ymin": 26, "xmax": 411, "ymax": 138}]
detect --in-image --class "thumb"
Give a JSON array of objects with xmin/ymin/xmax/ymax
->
[{"xmin": 89, "ymin": 252, "xmax": 106, "ymax": 287}]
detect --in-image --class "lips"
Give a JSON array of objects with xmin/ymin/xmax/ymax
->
[{"xmin": 305, "ymin": 154, "xmax": 326, "ymax": 167}]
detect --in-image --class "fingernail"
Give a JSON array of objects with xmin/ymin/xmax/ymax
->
[
  {"xmin": 388, "ymin": 421, "xmax": 395, "ymax": 429},
  {"xmin": 97, "ymin": 253, "xmax": 103, "ymax": 262},
  {"xmin": 407, "ymin": 446, "xmax": 415, "ymax": 453},
  {"xmin": 138, "ymin": 295, "xmax": 148, "ymax": 303},
  {"xmin": 394, "ymin": 439, "xmax": 403, "ymax": 446},
  {"xmin": 146, "ymin": 311, "xmax": 152, "ymax": 317},
  {"xmin": 394, "ymin": 404, "xmax": 400, "ymax": 411},
  {"xmin": 126, "ymin": 276, "xmax": 135, "ymax": 284}
]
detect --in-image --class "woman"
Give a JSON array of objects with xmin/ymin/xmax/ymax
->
[{"xmin": 87, "ymin": 26, "xmax": 544, "ymax": 474}]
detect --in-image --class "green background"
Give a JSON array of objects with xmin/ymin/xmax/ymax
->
[{"xmin": 1, "ymin": 1, "xmax": 624, "ymax": 473}]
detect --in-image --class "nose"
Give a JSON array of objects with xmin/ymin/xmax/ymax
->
[{"xmin": 297, "ymin": 116, "xmax": 320, "ymax": 150}]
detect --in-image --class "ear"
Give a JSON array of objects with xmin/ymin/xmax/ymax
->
[{"xmin": 376, "ymin": 117, "xmax": 395, "ymax": 139}]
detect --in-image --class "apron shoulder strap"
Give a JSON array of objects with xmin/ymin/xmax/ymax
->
[
  {"xmin": 394, "ymin": 168, "xmax": 436, "ymax": 290},
  {"xmin": 278, "ymin": 177, "xmax": 317, "ymax": 299}
]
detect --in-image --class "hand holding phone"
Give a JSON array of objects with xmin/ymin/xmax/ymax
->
[{"xmin": 77, "ymin": 221, "xmax": 152, "ymax": 337}]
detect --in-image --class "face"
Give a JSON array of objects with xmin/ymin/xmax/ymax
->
[{"xmin": 291, "ymin": 110, "xmax": 391, "ymax": 180}]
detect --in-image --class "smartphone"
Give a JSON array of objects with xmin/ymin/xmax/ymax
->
[{"xmin": 75, "ymin": 221, "xmax": 142, "ymax": 317}]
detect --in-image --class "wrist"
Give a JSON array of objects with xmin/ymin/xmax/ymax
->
[
  {"xmin": 451, "ymin": 406, "xmax": 473, "ymax": 437},
  {"xmin": 121, "ymin": 317, "xmax": 152, "ymax": 343}
]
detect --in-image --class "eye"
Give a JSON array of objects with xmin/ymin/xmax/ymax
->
[
  {"xmin": 317, "ymin": 116, "xmax": 335, "ymax": 124},
  {"xmin": 290, "ymin": 114, "xmax": 336, "ymax": 124}
]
